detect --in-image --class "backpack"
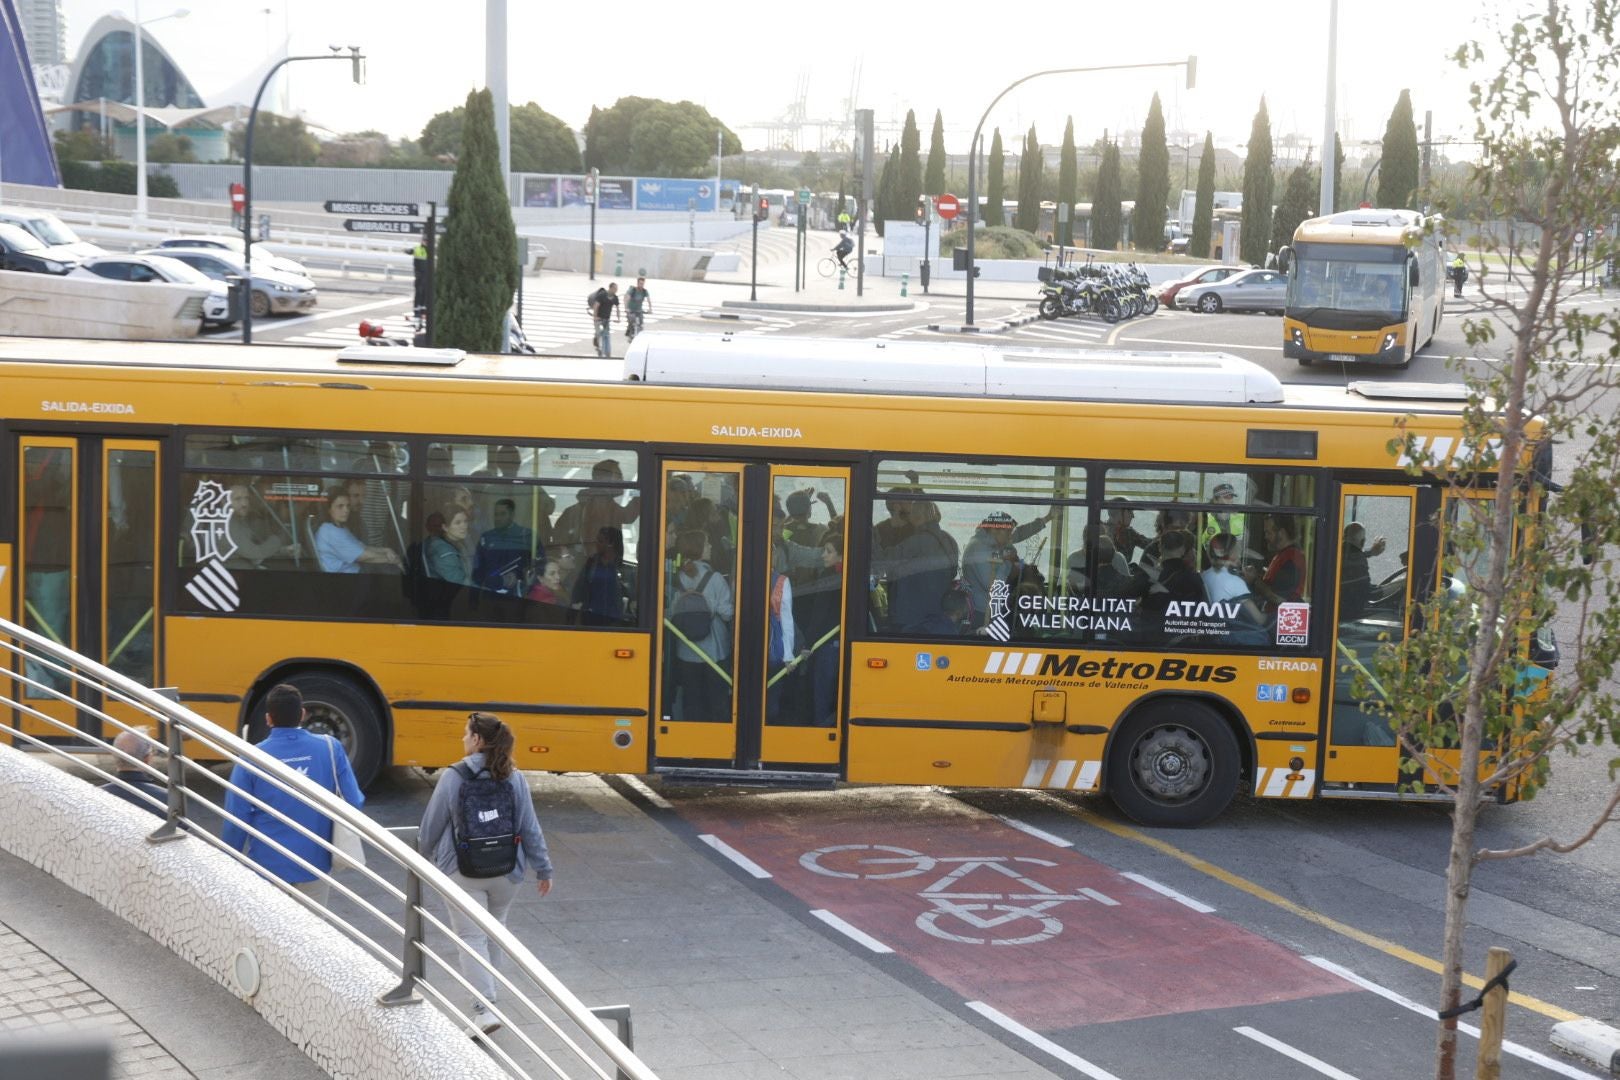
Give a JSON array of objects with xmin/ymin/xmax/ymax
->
[
  {"xmin": 669, "ymin": 568, "xmax": 716, "ymax": 639},
  {"xmin": 450, "ymin": 763, "xmax": 519, "ymax": 878}
]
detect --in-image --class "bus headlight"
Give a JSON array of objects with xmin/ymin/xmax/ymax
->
[
  {"xmin": 1380, "ymin": 332, "xmax": 1397, "ymax": 351},
  {"xmin": 1291, "ymin": 327, "xmax": 1304, "ymax": 346}
]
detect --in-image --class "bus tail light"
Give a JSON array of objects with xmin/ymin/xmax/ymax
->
[
  {"xmin": 614, "ymin": 648, "xmax": 635, "ymax": 659},
  {"xmin": 1292, "ymin": 687, "xmax": 1311, "ymax": 703},
  {"xmin": 868, "ymin": 658, "xmax": 888, "ymax": 669}
]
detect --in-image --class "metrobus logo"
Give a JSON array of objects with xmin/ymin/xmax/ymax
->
[{"xmin": 981, "ymin": 651, "xmax": 1237, "ymax": 684}]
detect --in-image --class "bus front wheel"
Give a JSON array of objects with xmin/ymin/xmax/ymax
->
[
  {"xmin": 247, "ymin": 672, "xmax": 386, "ymax": 787},
  {"xmin": 1106, "ymin": 701, "xmax": 1240, "ymax": 828}
]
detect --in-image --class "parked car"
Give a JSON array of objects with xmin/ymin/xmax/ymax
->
[
  {"xmin": 1176, "ymin": 268, "xmax": 1289, "ymax": 314},
  {"xmin": 144, "ymin": 246, "xmax": 316, "ymax": 318},
  {"xmin": 0, "ymin": 222, "xmax": 82, "ymax": 274},
  {"xmin": 0, "ymin": 207, "xmax": 105, "ymax": 260},
  {"xmin": 71, "ymin": 253, "xmax": 236, "ymax": 327},
  {"xmin": 1158, "ymin": 264, "xmax": 1246, "ymax": 308},
  {"xmin": 151, "ymin": 235, "xmax": 310, "ymax": 279}
]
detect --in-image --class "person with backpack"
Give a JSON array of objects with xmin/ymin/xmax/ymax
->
[
  {"xmin": 665, "ymin": 529, "xmax": 734, "ymax": 720},
  {"xmin": 417, "ymin": 712, "xmax": 552, "ymax": 1037},
  {"xmin": 588, "ymin": 282, "xmax": 619, "ymax": 357}
]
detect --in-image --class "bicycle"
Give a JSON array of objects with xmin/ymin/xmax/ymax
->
[
  {"xmin": 625, "ymin": 310, "xmax": 646, "ymax": 343},
  {"xmin": 817, "ymin": 255, "xmax": 861, "ymax": 278}
]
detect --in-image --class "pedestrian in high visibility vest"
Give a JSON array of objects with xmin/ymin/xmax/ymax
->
[
  {"xmin": 1450, "ymin": 253, "xmax": 1468, "ymax": 298},
  {"xmin": 408, "ymin": 241, "xmax": 429, "ymax": 312}
]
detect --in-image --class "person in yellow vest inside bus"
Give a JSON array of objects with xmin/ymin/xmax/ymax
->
[{"xmin": 1449, "ymin": 252, "xmax": 1468, "ymax": 299}]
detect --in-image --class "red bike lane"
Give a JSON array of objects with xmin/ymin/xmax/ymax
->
[{"xmin": 678, "ymin": 794, "xmax": 1352, "ymax": 1031}]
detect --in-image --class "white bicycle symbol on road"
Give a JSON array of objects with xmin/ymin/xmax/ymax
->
[{"xmin": 800, "ymin": 844, "xmax": 1119, "ymax": 946}]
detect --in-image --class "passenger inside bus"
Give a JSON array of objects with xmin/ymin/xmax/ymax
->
[
  {"xmin": 314, "ymin": 488, "xmax": 402, "ymax": 574},
  {"xmin": 225, "ymin": 482, "xmax": 299, "ymax": 570},
  {"xmin": 665, "ymin": 528, "xmax": 733, "ymax": 719},
  {"xmin": 572, "ymin": 526, "xmax": 636, "ymax": 626},
  {"xmin": 1244, "ymin": 515, "xmax": 1307, "ymax": 611}
]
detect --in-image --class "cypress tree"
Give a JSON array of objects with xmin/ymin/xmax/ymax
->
[
  {"xmin": 434, "ymin": 88, "xmax": 518, "ymax": 354},
  {"xmin": 1239, "ymin": 97, "xmax": 1274, "ymax": 266},
  {"xmin": 1092, "ymin": 142, "xmax": 1123, "ymax": 250},
  {"xmin": 874, "ymin": 144, "xmax": 900, "ymax": 238},
  {"xmin": 924, "ymin": 110, "xmax": 947, "ymax": 196},
  {"xmin": 1015, "ymin": 125, "xmax": 1042, "ymax": 233},
  {"xmin": 1057, "ymin": 118, "xmax": 1077, "ymax": 246},
  {"xmin": 1333, "ymin": 133, "xmax": 1346, "ymax": 212},
  {"xmin": 1377, "ymin": 89, "xmax": 1420, "ymax": 209},
  {"xmin": 898, "ymin": 110, "xmax": 923, "ymax": 219},
  {"xmin": 985, "ymin": 128, "xmax": 1005, "ymax": 227},
  {"xmin": 1190, "ymin": 131, "xmax": 1216, "ymax": 257},
  {"xmin": 1271, "ymin": 160, "xmax": 1318, "ymax": 252},
  {"xmin": 1134, "ymin": 93, "xmax": 1170, "ymax": 252}
]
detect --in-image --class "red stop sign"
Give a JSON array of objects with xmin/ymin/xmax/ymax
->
[{"xmin": 936, "ymin": 193, "xmax": 960, "ymax": 220}]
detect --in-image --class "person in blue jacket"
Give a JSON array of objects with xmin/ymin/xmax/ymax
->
[{"xmin": 221, "ymin": 683, "xmax": 364, "ymax": 905}]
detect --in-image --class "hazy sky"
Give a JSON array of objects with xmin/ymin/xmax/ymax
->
[{"xmin": 62, "ymin": 1, "xmax": 1512, "ymax": 160}]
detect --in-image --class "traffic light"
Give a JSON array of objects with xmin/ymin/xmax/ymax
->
[
  {"xmin": 915, "ymin": 198, "xmax": 927, "ymax": 226},
  {"xmin": 756, "ymin": 196, "xmax": 770, "ymax": 223}
]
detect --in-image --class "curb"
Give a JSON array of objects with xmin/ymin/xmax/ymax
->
[
  {"xmin": 719, "ymin": 299, "xmax": 916, "ymax": 314},
  {"xmin": 1550, "ymin": 1018, "xmax": 1620, "ymax": 1072},
  {"xmin": 927, "ymin": 312, "xmax": 1042, "ymax": 335},
  {"xmin": 701, "ymin": 311, "xmax": 766, "ymax": 323}
]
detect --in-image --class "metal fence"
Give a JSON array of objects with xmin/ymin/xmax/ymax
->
[{"xmin": 0, "ymin": 616, "xmax": 658, "ymax": 1080}]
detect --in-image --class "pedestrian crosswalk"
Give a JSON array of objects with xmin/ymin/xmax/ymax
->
[{"xmin": 270, "ymin": 292, "xmax": 788, "ymax": 355}]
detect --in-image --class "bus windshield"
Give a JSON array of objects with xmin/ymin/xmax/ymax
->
[{"xmin": 1287, "ymin": 241, "xmax": 1408, "ymax": 317}]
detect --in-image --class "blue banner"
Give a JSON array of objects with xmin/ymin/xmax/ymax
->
[
  {"xmin": 0, "ymin": 0, "xmax": 62, "ymax": 186},
  {"xmin": 636, "ymin": 178, "xmax": 716, "ymax": 212}
]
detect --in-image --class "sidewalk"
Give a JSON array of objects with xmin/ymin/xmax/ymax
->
[{"xmin": 0, "ymin": 849, "xmax": 325, "ymax": 1080}]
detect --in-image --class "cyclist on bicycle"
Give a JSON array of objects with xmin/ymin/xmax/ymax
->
[
  {"xmin": 832, "ymin": 230, "xmax": 854, "ymax": 271},
  {"xmin": 625, "ymin": 276, "xmax": 651, "ymax": 340}
]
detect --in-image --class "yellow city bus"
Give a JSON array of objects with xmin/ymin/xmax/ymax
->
[
  {"xmin": 1, "ymin": 334, "xmax": 1540, "ymax": 826},
  {"xmin": 1280, "ymin": 208, "xmax": 1445, "ymax": 369}
]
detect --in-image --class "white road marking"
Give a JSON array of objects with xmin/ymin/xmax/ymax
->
[
  {"xmin": 618, "ymin": 773, "xmax": 672, "ymax": 810},
  {"xmin": 1114, "ymin": 335, "xmax": 1284, "ymax": 351},
  {"xmin": 1305, "ymin": 956, "xmax": 1601, "ymax": 1079},
  {"xmin": 965, "ymin": 1001, "xmax": 1124, "ymax": 1080},
  {"xmin": 810, "ymin": 909, "xmax": 893, "ymax": 954},
  {"xmin": 1234, "ymin": 1026, "xmax": 1362, "ymax": 1079},
  {"xmin": 1119, "ymin": 872, "xmax": 1215, "ymax": 912},
  {"xmin": 698, "ymin": 833, "xmax": 772, "ymax": 878},
  {"xmin": 995, "ymin": 815, "xmax": 1074, "ymax": 848}
]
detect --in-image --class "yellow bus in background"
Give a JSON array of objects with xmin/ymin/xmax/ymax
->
[
  {"xmin": 1, "ymin": 334, "xmax": 1540, "ymax": 826},
  {"xmin": 1280, "ymin": 208, "xmax": 1445, "ymax": 369}
]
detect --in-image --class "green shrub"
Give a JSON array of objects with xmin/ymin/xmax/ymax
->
[
  {"xmin": 60, "ymin": 161, "xmax": 180, "ymax": 198},
  {"xmin": 937, "ymin": 224, "xmax": 1044, "ymax": 260}
]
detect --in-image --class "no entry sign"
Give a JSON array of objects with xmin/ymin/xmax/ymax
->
[{"xmin": 936, "ymin": 193, "xmax": 961, "ymax": 220}]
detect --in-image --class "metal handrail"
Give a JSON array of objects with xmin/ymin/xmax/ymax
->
[{"xmin": 0, "ymin": 616, "xmax": 658, "ymax": 1080}]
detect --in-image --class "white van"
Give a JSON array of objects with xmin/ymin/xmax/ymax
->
[{"xmin": 0, "ymin": 208, "xmax": 105, "ymax": 260}]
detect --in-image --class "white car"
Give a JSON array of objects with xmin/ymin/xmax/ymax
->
[
  {"xmin": 0, "ymin": 207, "xmax": 105, "ymax": 260},
  {"xmin": 152, "ymin": 235, "xmax": 310, "ymax": 280},
  {"xmin": 143, "ymin": 246, "xmax": 316, "ymax": 318},
  {"xmin": 71, "ymin": 253, "xmax": 235, "ymax": 327}
]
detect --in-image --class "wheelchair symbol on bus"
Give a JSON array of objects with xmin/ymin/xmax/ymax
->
[{"xmin": 799, "ymin": 843, "xmax": 1118, "ymax": 946}]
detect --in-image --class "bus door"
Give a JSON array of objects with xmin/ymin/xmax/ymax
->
[
  {"xmin": 10, "ymin": 435, "xmax": 161, "ymax": 744},
  {"xmin": 1324, "ymin": 485, "xmax": 1420, "ymax": 785},
  {"xmin": 652, "ymin": 460, "xmax": 850, "ymax": 773}
]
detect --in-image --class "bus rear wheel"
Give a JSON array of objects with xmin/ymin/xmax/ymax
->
[
  {"xmin": 1106, "ymin": 701, "xmax": 1239, "ymax": 828},
  {"xmin": 246, "ymin": 672, "xmax": 385, "ymax": 787}
]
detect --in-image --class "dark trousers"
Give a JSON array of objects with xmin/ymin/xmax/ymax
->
[{"xmin": 672, "ymin": 657, "xmax": 729, "ymax": 721}]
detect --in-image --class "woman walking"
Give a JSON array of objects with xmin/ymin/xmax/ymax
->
[{"xmin": 417, "ymin": 712, "xmax": 553, "ymax": 1036}]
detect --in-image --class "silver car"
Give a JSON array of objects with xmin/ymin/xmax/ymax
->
[
  {"xmin": 152, "ymin": 235, "xmax": 310, "ymax": 280},
  {"xmin": 70, "ymin": 253, "xmax": 235, "ymax": 327},
  {"xmin": 1176, "ymin": 268, "xmax": 1289, "ymax": 314},
  {"xmin": 144, "ymin": 246, "xmax": 317, "ymax": 318}
]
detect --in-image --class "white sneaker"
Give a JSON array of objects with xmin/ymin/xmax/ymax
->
[{"xmin": 471, "ymin": 1003, "xmax": 502, "ymax": 1036}]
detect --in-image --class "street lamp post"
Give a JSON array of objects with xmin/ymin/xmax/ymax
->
[
  {"xmin": 241, "ymin": 47, "xmax": 364, "ymax": 345},
  {"xmin": 965, "ymin": 56, "xmax": 1196, "ymax": 325},
  {"xmin": 132, "ymin": 2, "xmax": 189, "ymax": 224}
]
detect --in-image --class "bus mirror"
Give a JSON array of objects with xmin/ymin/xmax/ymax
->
[
  {"xmin": 1409, "ymin": 261, "xmax": 1420, "ymax": 287},
  {"xmin": 1277, "ymin": 246, "xmax": 1293, "ymax": 273}
]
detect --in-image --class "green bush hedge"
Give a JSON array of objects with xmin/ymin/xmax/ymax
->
[
  {"xmin": 937, "ymin": 224, "xmax": 1045, "ymax": 260},
  {"xmin": 60, "ymin": 160, "xmax": 180, "ymax": 198}
]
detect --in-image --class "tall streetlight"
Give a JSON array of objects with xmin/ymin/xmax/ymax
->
[
  {"xmin": 965, "ymin": 57, "xmax": 1196, "ymax": 325},
  {"xmin": 241, "ymin": 46, "xmax": 364, "ymax": 344},
  {"xmin": 132, "ymin": 2, "xmax": 190, "ymax": 224},
  {"xmin": 1320, "ymin": 0, "xmax": 1339, "ymax": 216}
]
